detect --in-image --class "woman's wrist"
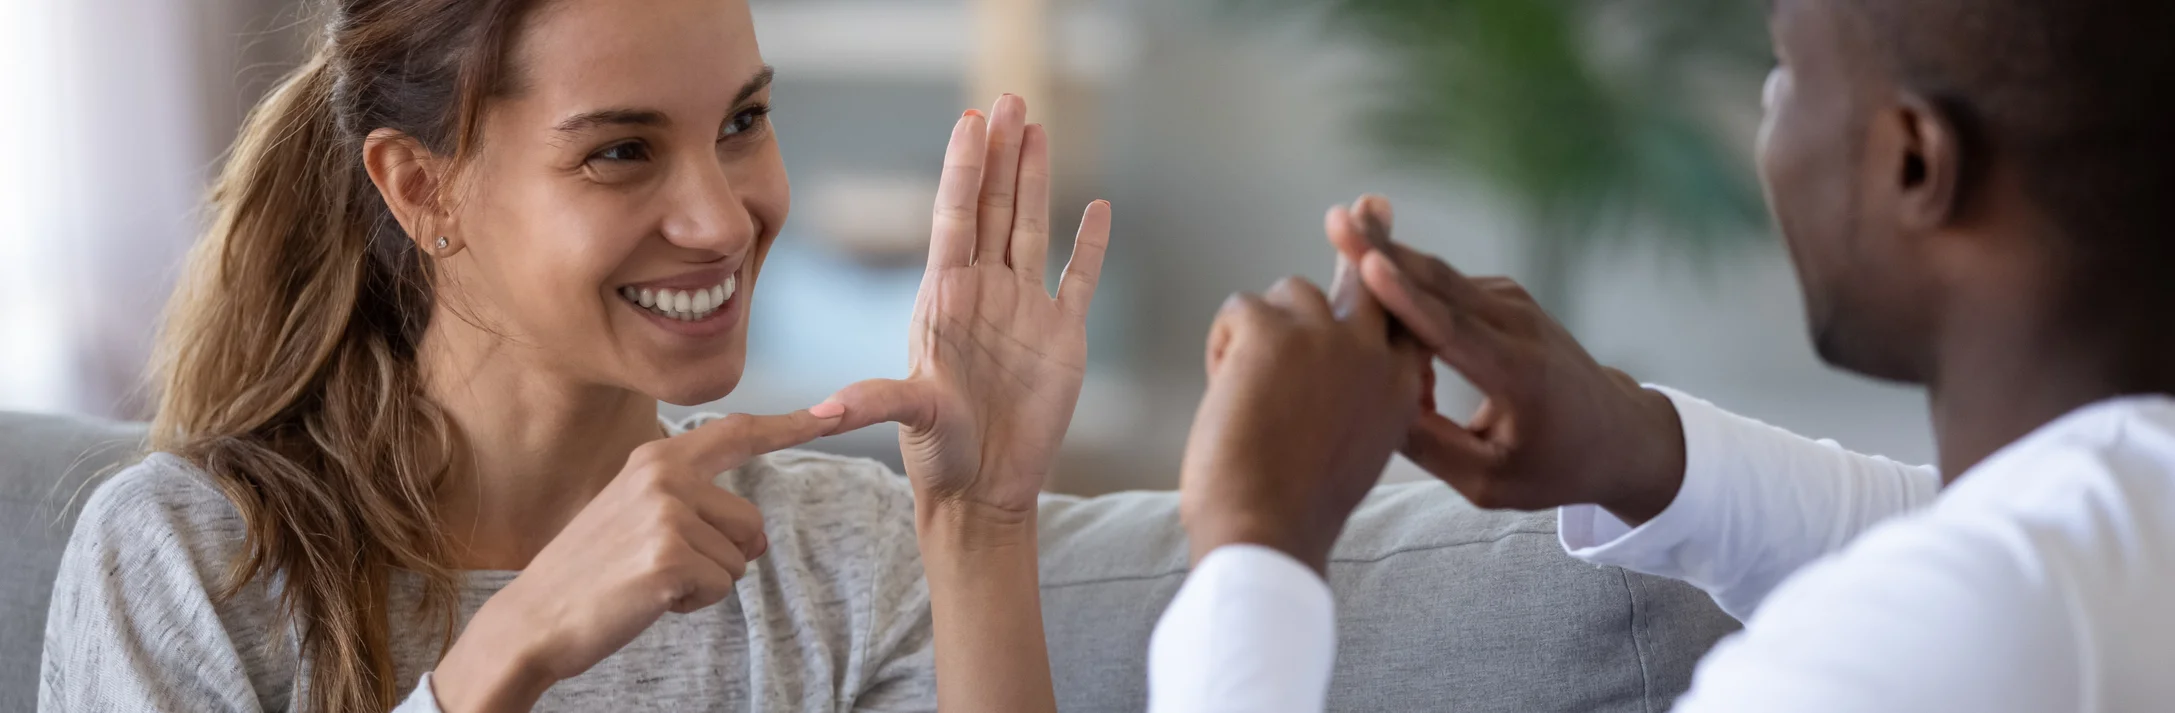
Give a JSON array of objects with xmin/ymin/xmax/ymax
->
[
  {"xmin": 916, "ymin": 498, "xmax": 1038, "ymax": 555},
  {"xmin": 914, "ymin": 497, "xmax": 1058, "ymax": 713},
  {"xmin": 431, "ymin": 598, "xmax": 555, "ymax": 713}
]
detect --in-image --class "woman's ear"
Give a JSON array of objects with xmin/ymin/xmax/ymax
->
[{"xmin": 362, "ymin": 128, "xmax": 458, "ymax": 254}]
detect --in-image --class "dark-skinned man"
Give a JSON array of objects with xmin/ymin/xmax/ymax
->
[{"xmin": 1148, "ymin": 1, "xmax": 2175, "ymax": 711}]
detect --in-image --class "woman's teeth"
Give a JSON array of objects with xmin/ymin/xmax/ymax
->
[{"xmin": 620, "ymin": 275, "xmax": 737, "ymax": 321}]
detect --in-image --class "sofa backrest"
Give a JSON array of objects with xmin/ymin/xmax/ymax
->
[
  {"xmin": 2, "ymin": 411, "xmax": 150, "ymax": 711},
  {"xmin": 1038, "ymin": 483, "xmax": 1739, "ymax": 712},
  {"xmin": 2, "ymin": 411, "xmax": 1739, "ymax": 712}
]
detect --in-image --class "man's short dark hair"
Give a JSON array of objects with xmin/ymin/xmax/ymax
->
[{"xmin": 1848, "ymin": 0, "xmax": 2175, "ymax": 280}]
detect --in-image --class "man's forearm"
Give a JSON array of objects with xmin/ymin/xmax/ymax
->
[{"xmin": 1561, "ymin": 386, "xmax": 1942, "ymax": 620}]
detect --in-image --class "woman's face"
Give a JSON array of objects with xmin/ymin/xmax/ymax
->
[{"xmin": 439, "ymin": 0, "xmax": 786, "ymax": 405}]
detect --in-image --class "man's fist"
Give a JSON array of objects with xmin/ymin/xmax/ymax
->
[{"xmin": 1179, "ymin": 274, "xmax": 1428, "ymax": 574}]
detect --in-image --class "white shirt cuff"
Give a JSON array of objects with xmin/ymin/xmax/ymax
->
[
  {"xmin": 1559, "ymin": 386, "xmax": 1732, "ymax": 560},
  {"xmin": 1149, "ymin": 544, "xmax": 1337, "ymax": 713}
]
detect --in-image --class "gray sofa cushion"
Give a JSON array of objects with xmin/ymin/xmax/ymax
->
[
  {"xmin": 3, "ymin": 411, "xmax": 1738, "ymax": 712},
  {"xmin": 1, "ymin": 411, "xmax": 149, "ymax": 712},
  {"xmin": 1039, "ymin": 485, "xmax": 1738, "ymax": 712}
]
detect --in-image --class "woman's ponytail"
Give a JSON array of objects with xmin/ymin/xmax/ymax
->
[{"xmin": 149, "ymin": 0, "xmax": 536, "ymax": 706}]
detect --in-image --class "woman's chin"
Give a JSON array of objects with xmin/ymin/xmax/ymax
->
[{"xmin": 642, "ymin": 360, "xmax": 745, "ymax": 407}]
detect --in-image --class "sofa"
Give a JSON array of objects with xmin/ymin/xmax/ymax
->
[{"xmin": 1, "ymin": 410, "xmax": 1739, "ymax": 712}]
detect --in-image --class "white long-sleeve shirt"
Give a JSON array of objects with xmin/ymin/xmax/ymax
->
[{"xmin": 1148, "ymin": 388, "xmax": 2175, "ymax": 712}]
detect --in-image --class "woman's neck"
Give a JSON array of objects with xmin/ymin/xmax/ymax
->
[{"xmin": 418, "ymin": 318, "xmax": 666, "ymax": 570}]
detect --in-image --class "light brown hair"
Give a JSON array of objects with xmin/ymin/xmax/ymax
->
[{"xmin": 150, "ymin": 0, "xmax": 536, "ymax": 708}]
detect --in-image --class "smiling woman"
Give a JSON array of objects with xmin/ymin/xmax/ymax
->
[{"xmin": 35, "ymin": 0, "xmax": 1110, "ymax": 711}]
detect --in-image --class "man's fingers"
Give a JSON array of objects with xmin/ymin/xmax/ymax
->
[
  {"xmin": 1010, "ymin": 123, "xmax": 1054, "ymax": 287},
  {"xmin": 1359, "ymin": 251, "xmax": 1455, "ymax": 346},
  {"xmin": 1324, "ymin": 197, "xmax": 1396, "ymax": 263},
  {"xmin": 1471, "ymin": 276, "xmax": 1542, "ymax": 309},
  {"xmin": 1359, "ymin": 251, "xmax": 1512, "ymax": 390},
  {"xmin": 1468, "ymin": 397, "xmax": 1504, "ymax": 432},
  {"xmin": 819, "ymin": 378, "xmax": 939, "ymax": 434},
  {"xmin": 1314, "ymin": 193, "xmax": 1496, "ymax": 326},
  {"xmin": 1055, "ymin": 200, "xmax": 1113, "ymax": 319},
  {"xmin": 1414, "ymin": 352, "xmax": 1439, "ymax": 414},
  {"xmin": 1324, "ymin": 209, "xmax": 1372, "ymax": 313},
  {"xmin": 1402, "ymin": 411, "xmax": 1505, "ymax": 501},
  {"xmin": 1325, "ymin": 197, "xmax": 1421, "ymax": 344},
  {"xmin": 1383, "ymin": 244, "xmax": 1502, "ymax": 321},
  {"xmin": 1206, "ymin": 292, "xmax": 1276, "ymax": 378},
  {"xmin": 1262, "ymin": 276, "xmax": 1333, "ymax": 322},
  {"xmin": 1205, "ymin": 307, "xmax": 1236, "ymax": 379},
  {"xmin": 675, "ymin": 410, "xmax": 845, "ymax": 476},
  {"xmin": 1352, "ymin": 194, "xmax": 1395, "ymax": 238},
  {"xmin": 1330, "ymin": 249, "xmax": 1391, "ymax": 340},
  {"xmin": 975, "ymin": 94, "xmax": 1028, "ymax": 265},
  {"xmin": 1325, "ymin": 205, "xmax": 1372, "ymax": 265},
  {"xmin": 927, "ymin": 110, "xmax": 988, "ymax": 270}
]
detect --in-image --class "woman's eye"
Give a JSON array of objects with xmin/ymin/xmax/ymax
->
[
  {"xmin": 722, "ymin": 105, "xmax": 771, "ymax": 139},
  {"xmin": 592, "ymin": 141, "xmax": 651, "ymax": 163}
]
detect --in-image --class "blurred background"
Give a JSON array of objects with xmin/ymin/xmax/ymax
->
[{"xmin": 0, "ymin": 0, "xmax": 1932, "ymax": 494}]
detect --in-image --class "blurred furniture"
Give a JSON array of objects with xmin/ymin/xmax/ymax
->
[{"xmin": 2, "ymin": 410, "xmax": 1739, "ymax": 711}]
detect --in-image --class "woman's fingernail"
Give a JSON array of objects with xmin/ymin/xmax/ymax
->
[
  {"xmin": 810, "ymin": 402, "xmax": 845, "ymax": 419},
  {"xmin": 963, "ymin": 109, "xmax": 983, "ymax": 119}
]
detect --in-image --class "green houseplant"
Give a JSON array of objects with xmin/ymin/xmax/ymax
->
[{"xmin": 1255, "ymin": 0, "xmax": 1774, "ymax": 313}]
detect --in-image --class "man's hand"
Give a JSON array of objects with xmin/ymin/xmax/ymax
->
[
  {"xmin": 1180, "ymin": 275, "xmax": 1427, "ymax": 574},
  {"xmin": 1325, "ymin": 197, "xmax": 1689, "ymax": 526}
]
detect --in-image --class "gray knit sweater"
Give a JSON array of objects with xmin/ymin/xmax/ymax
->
[{"xmin": 39, "ymin": 426, "xmax": 937, "ymax": 712}]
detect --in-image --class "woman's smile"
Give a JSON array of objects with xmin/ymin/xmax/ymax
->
[{"xmin": 615, "ymin": 265, "xmax": 746, "ymax": 337}]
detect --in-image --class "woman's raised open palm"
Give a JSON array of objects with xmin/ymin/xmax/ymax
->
[{"xmin": 823, "ymin": 94, "xmax": 1112, "ymax": 519}]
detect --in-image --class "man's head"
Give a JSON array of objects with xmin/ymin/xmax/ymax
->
[{"xmin": 1757, "ymin": 0, "xmax": 2175, "ymax": 383}]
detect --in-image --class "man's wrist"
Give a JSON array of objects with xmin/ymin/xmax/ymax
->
[
  {"xmin": 1597, "ymin": 386, "xmax": 1688, "ymax": 528},
  {"xmin": 1184, "ymin": 510, "xmax": 1334, "ymax": 576}
]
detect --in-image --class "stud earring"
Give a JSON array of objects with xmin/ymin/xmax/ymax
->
[{"xmin": 434, "ymin": 236, "xmax": 450, "ymax": 251}]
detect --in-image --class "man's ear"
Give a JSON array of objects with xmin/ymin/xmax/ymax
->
[
  {"xmin": 362, "ymin": 128, "xmax": 454, "ymax": 253},
  {"xmin": 1888, "ymin": 92, "xmax": 1964, "ymax": 232}
]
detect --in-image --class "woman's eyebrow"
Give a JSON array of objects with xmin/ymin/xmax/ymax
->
[
  {"xmin": 550, "ymin": 65, "xmax": 775, "ymax": 136},
  {"xmin": 554, "ymin": 108, "xmax": 669, "ymax": 135},
  {"xmin": 734, "ymin": 65, "xmax": 776, "ymax": 105}
]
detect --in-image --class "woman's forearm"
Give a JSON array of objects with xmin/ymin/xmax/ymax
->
[
  {"xmin": 431, "ymin": 598, "xmax": 554, "ymax": 713},
  {"xmin": 917, "ymin": 500, "xmax": 1056, "ymax": 713}
]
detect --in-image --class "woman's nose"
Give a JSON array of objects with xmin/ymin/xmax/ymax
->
[{"xmin": 658, "ymin": 161, "xmax": 757, "ymax": 256}]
